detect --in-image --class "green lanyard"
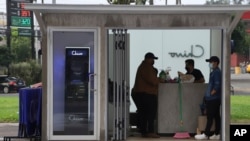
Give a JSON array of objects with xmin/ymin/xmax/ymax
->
[{"xmin": 178, "ymin": 80, "xmax": 184, "ymax": 131}]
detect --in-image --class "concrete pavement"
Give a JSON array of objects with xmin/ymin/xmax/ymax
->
[
  {"xmin": 231, "ymin": 73, "xmax": 250, "ymax": 95},
  {"xmin": 0, "ymin": 123, "xmax": 19, "ymax": 140}
]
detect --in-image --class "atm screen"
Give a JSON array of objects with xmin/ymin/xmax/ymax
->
[
  {"xmin": 64, "ymin": 47, "xmax": 90, "ymax": 135},
  {"xmin": 65, "ymin": 47, "xmax": 90, "ymax": 99}
]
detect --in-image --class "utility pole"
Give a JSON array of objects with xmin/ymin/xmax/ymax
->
[
  {"xmin": 6, "ymin": 0, "xmax": 11, "ymax": 75},
  {"xmin": 149, "ymin": 0, "xmax": 153, "ymax": 5},
  {"xmin": 176, "ymin": 0, "xmax": 181, "ymax": 5},
  {"xmin": 31, "ymin": 9, "xmax": 35, "ymax": 59}
]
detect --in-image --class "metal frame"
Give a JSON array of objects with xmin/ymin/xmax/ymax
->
[
  {"xmin": 47, "ymin": 27, "xmax": 99, "ymax": 140},
  {"xmin": 111, "ymin": 29, "xmax": 129, "ymax": 141},
  {"xmin": 25, "ymin": 4, "xmax": 250, "ymax": 14}
]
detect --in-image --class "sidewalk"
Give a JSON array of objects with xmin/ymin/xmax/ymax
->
[
  {"xmin": 231, "ymin": 73, "xmax": 250, "ymax": 80},
  {"xmin": 0, "ymin": 123, "xmax": 19, "ymax": 140},
  {"xmin": 231, "ymin": 73, "xmax": 250, "ymax": 94}
]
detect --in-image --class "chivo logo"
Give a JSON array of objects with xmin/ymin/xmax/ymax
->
[
  {"xmin": 68, "ymin": 114, "xmax": 88, "ymax": 122},
  {"xmin": 71, "ymin": 50, "xmax": 83, "ymax": 56},
  {"xmin": 168, "ymin": 44, "xmax": 204, "ymax": 58}
]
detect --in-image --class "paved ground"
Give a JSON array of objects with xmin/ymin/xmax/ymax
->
[
  {"xmin": 0, "ymin": 123, "xmax": 19, "ymax": 140},
  {"xmin": 0, "ymin": 73, "xmax": 249, "ymax": 140},
  {"xmin": 231, "ymin": 73, "xmax": 250, "ymax": 95}
]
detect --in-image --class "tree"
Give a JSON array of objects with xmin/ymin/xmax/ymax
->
[
  {"xmin": 136, "ymin": 0, "xmax": 146, "ymax": 5},
  {"xmin": 107, "ymin": 0, "xmax": 149, "ymax": 5},
  {"xmin": 0, "ymin": 45, "xmax": 12, "ymax": 68},
  {"xmin": 107, "ymin": 0, "xmax": 134, "ymax": 4},
  {"xmin": 206, "ymin": 0, "xmax": 250, "ymax": 55},
  {"xmin": 206, "ymin": 0, "xmax": 249, "ymax": 4},
  {"xmin": 231, "ymin": 20, "xmax": 250, "ymax": 55},
  {"xmin": 11, "ymin": 36, "xmax": 32, "ymax": 63},
  {"xmin": 232, "ymin": 0, "xmax": 244, "ymax": 4},
  {"xmin": 176, "ymin": 0, "xmax": 181, "ymax": 5},
  {"xmin": 206, "ymin": 0, "xmax": 229, "ymax": 5},
  {"xmin": 149, "ymin": 0, "xmax": 153, "ymax": 5}
]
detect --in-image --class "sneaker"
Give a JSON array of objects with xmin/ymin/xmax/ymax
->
[
  {"xmin": 209, "ymin": 134, "xmax": 220, "ymax": 140},
  {"xmin": 194, "ymin": 133, "xmax": 208, "ymax": 140}
]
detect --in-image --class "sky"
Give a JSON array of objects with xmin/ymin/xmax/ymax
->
[{"xmin": 0, "ymin": 0, "xmax": 209, "ymax": 13}]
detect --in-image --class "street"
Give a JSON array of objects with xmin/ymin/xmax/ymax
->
[
  {"xmin": 0, "ymin": 93, "xmax": 18, "ymax": 96},
  {"xmin": 231, "ymin": 73, "xmax": 250, "ymax": 95}
]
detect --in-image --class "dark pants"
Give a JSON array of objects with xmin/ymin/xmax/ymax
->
[
  {"xmin": 131, "ymin": 92, "xmax": 157, "ymax": 135},
  {"xmin": 205, "ymin": 99, "xmax": 221, "ymax": 136}
]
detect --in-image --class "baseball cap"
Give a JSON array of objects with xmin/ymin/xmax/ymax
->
[
  {"xmin": 205, "ymin": 56, "xmax": 220, "ymax": 63},
  {"xmin": 145, "ymin": 52, "xmax": 158, "ymax": 60}
]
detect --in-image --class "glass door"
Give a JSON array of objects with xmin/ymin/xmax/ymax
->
[{"xmin": 48, "ymin": 28, "xmax": 98, "ymax": 140}]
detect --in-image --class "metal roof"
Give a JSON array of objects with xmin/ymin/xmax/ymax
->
[
  {"xmin": 23, "ymin": 4, "xmax": 250, "ymax": 35},
  {"xmin": 24, "ymin": 4, "xmax": 250, "ymax": 14}
]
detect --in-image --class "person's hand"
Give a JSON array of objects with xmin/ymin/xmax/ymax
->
[
  {"xmin": 159, "ymin": 78, "xmax": 165, "ymax": 83},
  {"xmin": 211, "ymin": 89, "xmax": 216, "ymax": 95},
  {"xmin": 178, "ymin": 71, "xmax": 184, "ymax": 76}
]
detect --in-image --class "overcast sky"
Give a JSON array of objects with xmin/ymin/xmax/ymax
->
[{"xmin": 0, "ymin": 0, "xmax": 210, "ymax": 13}]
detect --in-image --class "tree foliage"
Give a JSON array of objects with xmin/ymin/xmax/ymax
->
[
  {"xmin": 206, "ymin": 0, "xmax": 249, "ymax": 4},
  {"xmin": 107, "ymin": 0, "xmax": 134, "ymax": 4},
  {"xmin": 0, "ymin": 45, "xmax": 12, "ymax": 67},
  {"xmin": 107, "ymin": 0, "xmax": 148, "ymax": 5},
  {"xmin": 9, "ymin": 60, "xmax": 42, "ymax": 85},
  {"xmin": 206, "ymin": 0, "xmax": 250, "ymax": 55},
  {"xmin": 231, "ymin": 20, "xmax": 250, "ymax": 55},
  {"xmin": 206, "ymin": 0, "xmax": 229, "ymax": 4},
  {"xmin": 0, "ymin": 35, "xmax": 32, "ymax": 75},
  {"xmin": 11, "ymin": 36, "xmax": 31, "ymax": 63}
]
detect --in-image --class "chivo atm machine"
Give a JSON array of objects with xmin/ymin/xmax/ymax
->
[{"xmin": 64, "ymin": 47, "xmax": 92, "ymax": 135}]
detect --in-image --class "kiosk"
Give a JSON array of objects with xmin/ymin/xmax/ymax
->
[{"xmin": 24, "ymin": 4, "xmax": 250, "ymax": 141}]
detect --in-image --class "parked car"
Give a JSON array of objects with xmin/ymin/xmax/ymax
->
[{"xmin": 0, "ymin": 75, "xmax": 26, "ymax": 93}]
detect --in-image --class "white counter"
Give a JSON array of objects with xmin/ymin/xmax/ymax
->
[{"xmin": 157, "ymin": 83, "xmax": 208, "ymax": 134}]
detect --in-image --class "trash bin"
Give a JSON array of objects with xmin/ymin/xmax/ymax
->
[
  {"xmin": 247, "ymin": 65, "xmax": 250, "ymax": 73},
  {"xmin": 235, "ymin": 67, "xmax": 241, "ymax": 74},
  {"xmin": 241, "ymin": 67, "xmax": 246, "ymax": 74}
]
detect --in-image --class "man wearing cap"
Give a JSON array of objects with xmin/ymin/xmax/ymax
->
[
  {"xmin": 195, "ymin": 56, "xmax": 221, "ymax": 140},
  {"xmin": 185, "ymin": 59, "xmax": 205, "ymax": 83},
  {"xmin": 132, "ymin": 52, "xmax": 163, "ymax": 138}
]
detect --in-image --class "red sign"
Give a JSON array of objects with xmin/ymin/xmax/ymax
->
[
  {"xmin": 242, "ymin": 11, "xmax": 250, "ymax": 20},
  {"xmin": 21, "ymin": 10, "xmax": 31, "ymax": 17}
]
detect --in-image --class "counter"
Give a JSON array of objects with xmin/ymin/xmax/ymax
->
[{"xmin": 157, "ymin": 83, "xmax": 208, "ymax": 134}]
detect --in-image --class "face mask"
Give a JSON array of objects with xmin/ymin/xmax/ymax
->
[{"xmin": 209, "ymin": 63, "xmax": 213, "ymax": 69}]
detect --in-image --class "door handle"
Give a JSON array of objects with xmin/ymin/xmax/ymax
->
[{"xmin": 89, "ymin": 73, "xmax": 97, "ymax": 92}]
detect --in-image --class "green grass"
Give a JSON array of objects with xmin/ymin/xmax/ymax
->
[
  {"xmin": 0, "ymin": 96, "xmax": 19, "ymax": 123},
  {"xmin": 0, "ymin": 95, "xmax": 250, "ymax": 123},
  {"xmin": 231, "ymin": 95, "xmax": 250, "ymax": 123}
]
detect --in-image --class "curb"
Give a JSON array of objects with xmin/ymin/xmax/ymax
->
[{"xmin": 0, "ymin": 123, "xmax": 18, "ymax": 127}]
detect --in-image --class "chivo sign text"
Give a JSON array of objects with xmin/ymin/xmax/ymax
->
[{"xmin": 168, "ymin": 44, "xmax": 204, "ymax": 58}]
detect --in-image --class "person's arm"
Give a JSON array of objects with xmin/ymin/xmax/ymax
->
[
  {"xmin": 194, "ymin": 69, "xmax": 205, "ymax": 83},
  {"xmin": 141, "ymin": 66, "xmax": 160, "ymax": 86},
  {"xmin": 211, "ymin": 70, "xmax": 221, "ymax": 95},
  {"xmin": 194, "ymin": 77, "xmax": 205, "ymax": 83}
]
